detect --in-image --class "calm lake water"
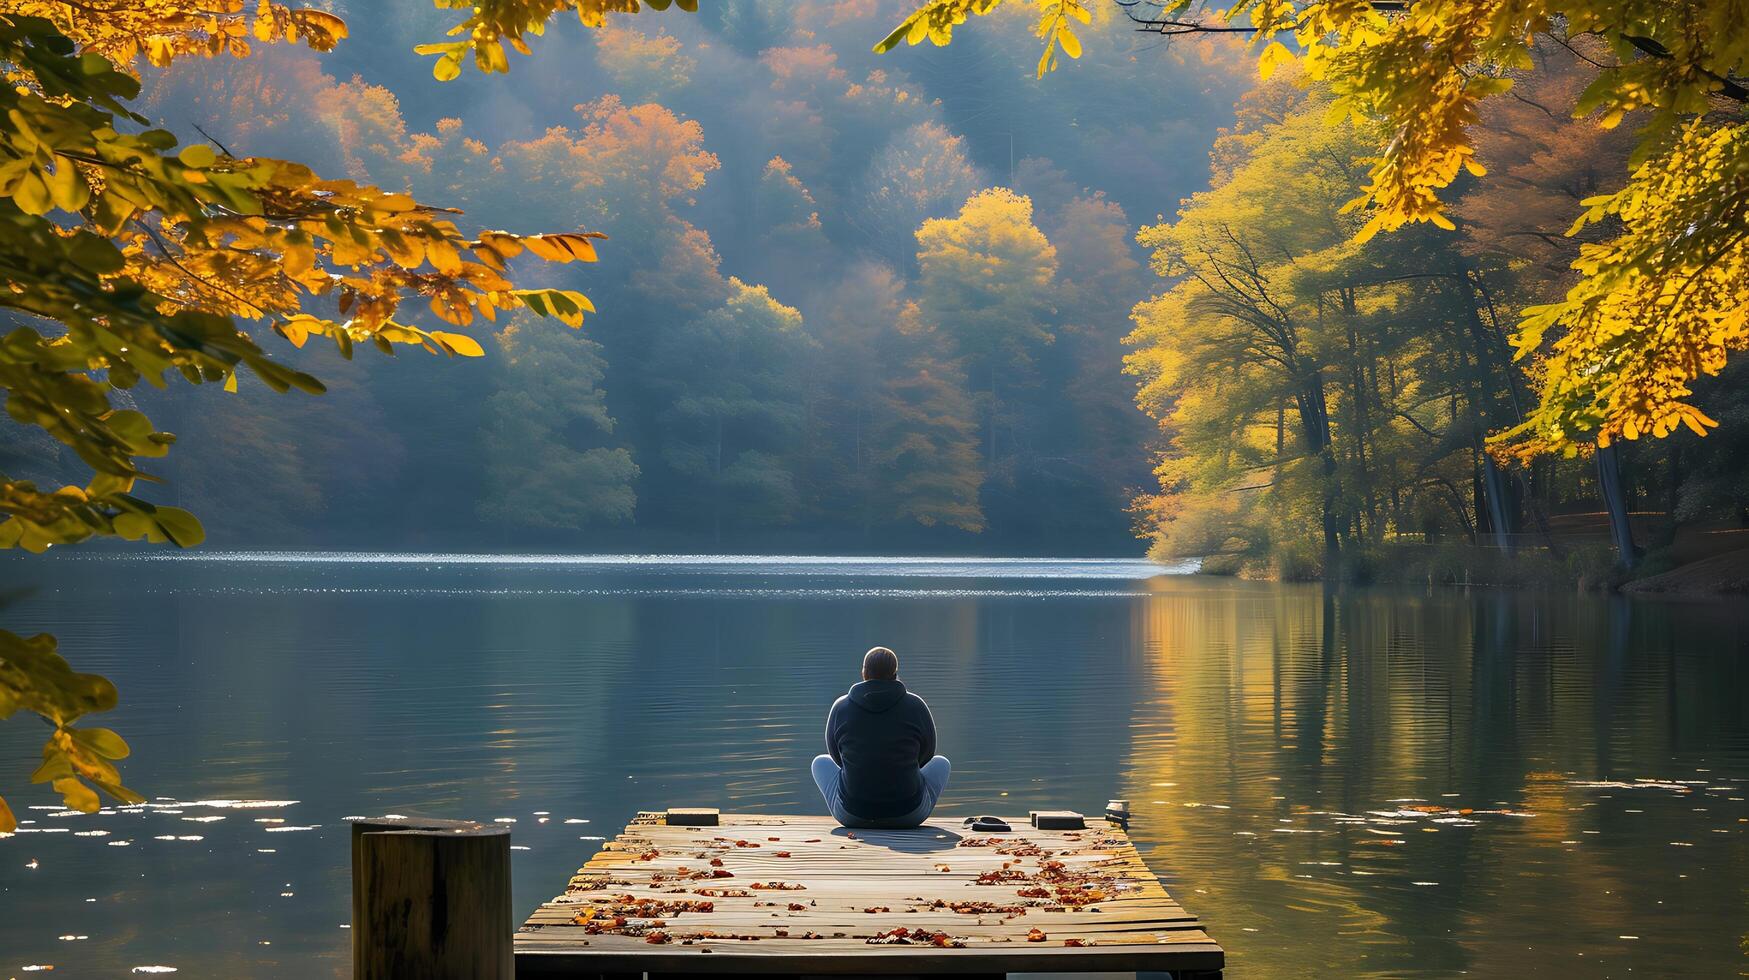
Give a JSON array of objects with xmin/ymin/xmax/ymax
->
[{"xmin": 1, "ymin": 553, "xmax": 1746, "ymax": 977}]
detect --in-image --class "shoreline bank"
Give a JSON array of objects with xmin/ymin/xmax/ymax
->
[{"xmin": 1190, "ymin": 541, "xmax": 1749, "ymax": 596}]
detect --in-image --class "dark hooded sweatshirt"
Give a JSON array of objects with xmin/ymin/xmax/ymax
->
[{"xmin": 825, "ymin": 679, "xmax": 937, "ymax": 819}]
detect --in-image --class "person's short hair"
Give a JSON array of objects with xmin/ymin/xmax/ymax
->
[{"xmin": 863, "ymin": 646, "xmax": 898, "ymax": 680}]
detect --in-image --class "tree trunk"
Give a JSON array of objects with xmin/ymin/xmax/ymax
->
[
  {"xmin": 1338, "ymin": 292, "xmax": 1380, "ymax": 540},
  {"xmin": 1473, "ymin": 449, "xmax": 1492, "ymax": 541},
  {"xmin": 1455, "ymin": 265, "xmax": 1526, "ymax": 552},
  {"xmin": 1297, "ymin": 377, "xmax": 1342, "ymax": 566},
  {"xmin": 1597, "ymin": 443, "xmax": 1636, "ymax": 570}
]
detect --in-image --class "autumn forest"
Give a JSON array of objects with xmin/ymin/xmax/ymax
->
[
  {"xmin": 1, "ymin": 3, "xmax": 1246, "ymax": 556},
  {"xmin": 7, "ymin": 0, "xmax": 1747, "ymax": 576},
  {"xmin": 4, "ymin": 1, "xmax": 1749, "ymax": 974}
]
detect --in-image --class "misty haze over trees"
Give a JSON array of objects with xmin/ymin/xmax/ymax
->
[
  {"xmin": 5, "ymin": 0, "xmax": 1746, "ymax": 574},
  {"xmin": 1, "ymin": 2, "xmax": 1243, "ymax": 553}
]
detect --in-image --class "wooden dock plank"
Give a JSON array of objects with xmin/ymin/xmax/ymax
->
[{"xmin": 514, "ymin": 811, "xmax": 1223, "ymax": 976}]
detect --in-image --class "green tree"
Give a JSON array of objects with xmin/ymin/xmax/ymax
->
[
  {"xmin": 1128, "ymin": 86, "xmax": 1364, "ymax": 562},
  {"xmin": 915, "ymin": 187, "xmax": 1058, "ymax": 492},
  {"xmin": 1127, "ymin": 76, "xmax": 1544, "ymax": 573},
  {"xmin": 1015, "ymin": 170, "xmax": 1157, "ymax": 536},
  {"xmin": 478, "ymin": 315, "xmax": 639, "ymax": 532},
  {"xmin": 870, "ymin": 302, "xmax": 988, "ymax": 532},
  {"xmin": 802, "ymin": 262, "xmax": 986, "ymax": 535},
  {"xmin": 647, "ymin": 279, "xmax": 814, "ymax": 542},
  {"xmin": 798, "ymin": 261, "xmax": 909, "ymax": 532},
  {"xmin": 747, "ymin": 156, "xmax": 829, "ymax": 289}
]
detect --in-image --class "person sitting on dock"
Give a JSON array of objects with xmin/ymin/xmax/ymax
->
[{"xmin": 811, "ymin": 646, "xmax": 950, "ymax": 829}]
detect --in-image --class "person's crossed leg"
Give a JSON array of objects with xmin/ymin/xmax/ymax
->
[{"xmin": 813, "ymin": 753, "xmax": 949, "ymax": 829}]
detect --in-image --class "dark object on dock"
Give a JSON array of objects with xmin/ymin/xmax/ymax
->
[
  {"xmin": 352, "ymin": 816, "xmax": 512, "ymax": 980},
  {"xmin": 516, "ymin": 809, "xmax": 1222, "ymax": 978},
  {"xmin": 1029, "ymin": 809, "xmax": 1086, "ymax": 830},
  {"xmin": 665, "ymin": 807, "xmax": 720, "ymax": 826}
]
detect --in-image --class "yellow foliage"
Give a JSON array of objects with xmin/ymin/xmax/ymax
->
[
  {"xmin": 10, "ymin": 0, "xmax": 346, "ymax": 68},
  {"xmin": 417, "ymin": 0, "xmax": 696, "ymax": 80},
  {"xmin": 882, "ymin": 0, "xmax": 1749, "ymax": 458},
  {"xmin": 874, "ymin": 0, "xmax": 1091, "ymax": 77},
  {"xmin": 1495, "ymin": 119, "xmax": 1749, "ymax": 461},
  {"xmin": 0, "ymin": 0, "xmax": 636, "ymax": 831},
  {"xmin": 915, "ymin": 187, "xmax": 1059, "ymax": 363}
]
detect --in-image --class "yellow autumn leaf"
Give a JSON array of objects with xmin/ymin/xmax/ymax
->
[
  {"xmin": 431, "ymin": 331, "xmax": 485, "ymax": 357},
  {"xmin": 178, "ymin": 144, "xmax": 217, "ymax": 168},
  {"xmin": 1259, "ymin": 41, "xmax": 1293, "ymax": 80},
  {"xmin": 1056, "ymin": 24, "xmax": 1081, "ymax": 60}
]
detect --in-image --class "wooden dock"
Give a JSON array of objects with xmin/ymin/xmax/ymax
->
[{"xmin": 515, "ymin": 809, "xmax": 1223, "ymax": 977}]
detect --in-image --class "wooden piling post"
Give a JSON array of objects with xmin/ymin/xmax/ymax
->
[{"xmin": 352, "ymin": 816, "xmax": 512, "ymax": 980}]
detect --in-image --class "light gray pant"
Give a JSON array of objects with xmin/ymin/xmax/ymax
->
[{"xmin": 811, "ymin": 754, "xmax": 950, "ymax": 829}]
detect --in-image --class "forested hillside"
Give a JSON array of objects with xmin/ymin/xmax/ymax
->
[
  {"xmin": 1, "ymin": 2, "xmax": 1246, "ymax": 552},
  {"xmin": 1125, "ymin": 42, "xmax": 1749, "ymax": 579}
]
